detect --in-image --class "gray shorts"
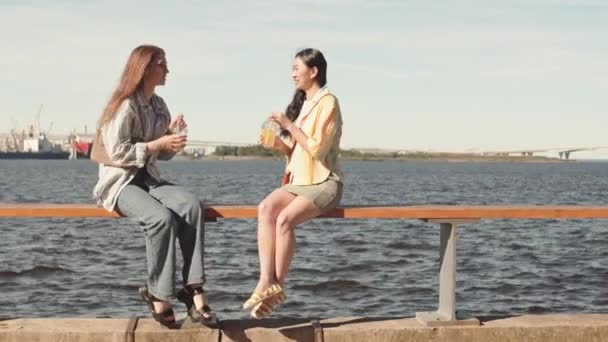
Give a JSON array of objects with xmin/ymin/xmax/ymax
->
[{"xmin": 282, "ymin": 173, "xmax": 343, "ymax": 212}]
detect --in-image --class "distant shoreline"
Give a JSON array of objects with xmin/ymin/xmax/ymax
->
[
  {"xmin": 174, "ymin": 155, "xmax": 569, "ymax": 163},
  {"xmin": 171, "ymin": 145, "xmax": 590, "ymax": 163}
]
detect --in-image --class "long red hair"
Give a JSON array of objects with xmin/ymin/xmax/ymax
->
[{"xmin": 97, "ymin": 45, "xmax": 165, "ymax": 128}]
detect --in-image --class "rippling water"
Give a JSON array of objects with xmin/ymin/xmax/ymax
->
[{"xmin": 1, "ymin": 159, "xmax": 608, "ymax": 320}]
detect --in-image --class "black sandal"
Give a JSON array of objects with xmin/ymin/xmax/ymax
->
[
  {"xmin": 139, "ymin": 286, "xmax": 178, "ymax": 329},
  {"xmin": 177, "ymin": 286, "xmax": 218, "ymax": 328}
]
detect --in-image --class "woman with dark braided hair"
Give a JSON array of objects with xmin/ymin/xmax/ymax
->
[{"xmin": 243, "ymin": 48, "xmax": 344, "ymax": 318}]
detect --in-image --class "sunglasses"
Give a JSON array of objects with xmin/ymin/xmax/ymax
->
[{"xmin": 149, "ymin": 57, "xmax": 168, "ymax": 71}]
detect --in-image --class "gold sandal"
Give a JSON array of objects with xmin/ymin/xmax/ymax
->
[
  {"xmin": 242, "ymin": 283, "xmax": 284, "ymax": 310},
  {"xmin": 250, "ymin": 291, "xmax": 286, "ymax": 319}
]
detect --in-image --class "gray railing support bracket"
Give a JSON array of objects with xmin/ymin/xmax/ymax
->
[{"xmin": 416, "ymin": 218, "xmax": 481, "ymax": 327}]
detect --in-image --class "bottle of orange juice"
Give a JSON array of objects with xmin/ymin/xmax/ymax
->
[{"xmin": 261, "ymin": 120, "xmax": 280, "ymax": 148}]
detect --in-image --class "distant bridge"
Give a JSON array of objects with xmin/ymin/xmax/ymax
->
[
  {"xmin": 54, "ymin": 133, "xmax": 254, "ymax": 147},
  {"xmin": 187, "ymin": 140, "xmax": 253, "ymax": 147},
  {"xmin": 482, "ymin": 146, "xmax": 608, "ymax": 160},
  {"xmin": 181, "ymin": 140, "xmax": 254, "ymax": 156}
]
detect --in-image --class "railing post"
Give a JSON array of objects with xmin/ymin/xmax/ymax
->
[
  {"xmin": 438, "ymin": 222, "xmax": 456, "ymax": 320},
  {"xmin": 416, "ymin": 219, "xmax": 480, "ymax": 327}
]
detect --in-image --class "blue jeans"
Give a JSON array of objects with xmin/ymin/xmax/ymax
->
[{"xmin": 116, "ymin": 177, "xmax": 206, "ymax": 300}]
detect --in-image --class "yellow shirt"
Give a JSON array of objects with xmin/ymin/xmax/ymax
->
[{"xmin": 286, "ymin": 87, "xmax": 343, "ymax": 185}]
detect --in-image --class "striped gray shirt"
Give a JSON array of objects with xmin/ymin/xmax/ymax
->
[{"xmin": 93, "ymin": 90, "xmax": 174, "ymax": 211}]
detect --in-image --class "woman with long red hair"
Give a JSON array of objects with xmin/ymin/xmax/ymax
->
[{"xmin": 93, "ymin": 45, "xmax": 215, "ymax": 328}]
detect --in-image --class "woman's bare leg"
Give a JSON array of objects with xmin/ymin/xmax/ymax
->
[
  {"xmin": 255, "ymin": 188, "xmax": 296, "ymax": 292},
  {"xmin": 274, "ymin": 196, "xmax": 322, "ymax": 284}
]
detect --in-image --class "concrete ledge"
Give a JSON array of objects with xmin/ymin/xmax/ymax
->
[
  {"xmin": 0, "ymin": 318, "xmax": 130, "ymax": 342},
  {"xmin": 2, "ymin": 314, "xmax": 608, "ymax": 342}
]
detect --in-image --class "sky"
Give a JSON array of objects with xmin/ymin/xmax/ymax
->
[{"xmin": 1, "ymin": 0, "xmax": 607, "ymax": 156}]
